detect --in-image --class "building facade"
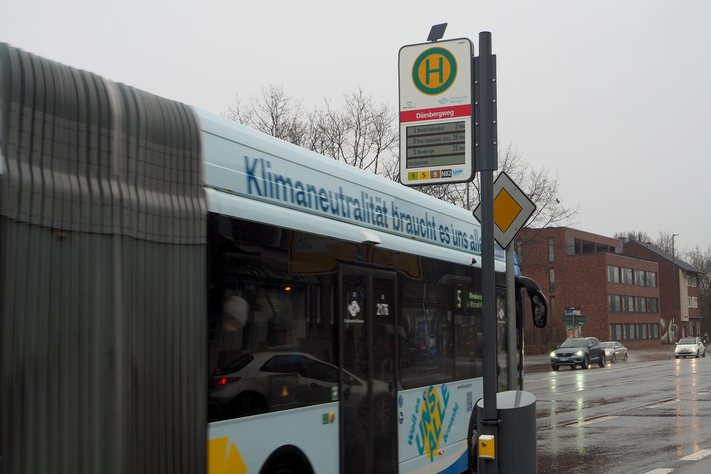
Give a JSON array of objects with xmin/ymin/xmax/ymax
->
[
  {"xmin": 623, "ymin": 240, "xmax": 702, "ymax": 341},
  {"xmin": 517, "ymin": 228, "xmax": 662, "ymax": 350}
]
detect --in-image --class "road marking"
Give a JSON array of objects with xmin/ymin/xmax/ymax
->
[
  {"xmin": 565, "ymin": 415, "xmax": 618, "ymax": 427},
  {"xmin": 554, "ymin": 389, "xmax": 586, "ymax": 395},
  {"xmin": 643, "ymin": 469, "xmax": 674, "ymax": 474},
  {"xmin": 613, "ymin": 379, "xmax": 640, "ymax": 385},
  {"xmin": 646, "ymin": 399, "xmax": 680, "ymax": 408},
  {"xmin": 681, "ymin": 449, "xmax": 711, "ymax": 461}
]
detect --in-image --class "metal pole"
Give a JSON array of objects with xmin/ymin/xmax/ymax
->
[
  {"xmin": 506, "ymin": 246, "xmax": 517, "ymax": 390},
  {"xmin": 672, "ymin": 234, "xmax": 678, "ymax": 338},
  {"xmin": 477, "ymin": 31, "xmax": 499, "ymax": 474}
]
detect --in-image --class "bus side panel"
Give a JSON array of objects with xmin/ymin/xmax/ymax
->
[
  {"xmin": 397, "ymin": 379, "xmax": 482, "ymax": 474},
  {"xmin": 207, "ymin": 404, "xmax": 340, "ymax": 473}
]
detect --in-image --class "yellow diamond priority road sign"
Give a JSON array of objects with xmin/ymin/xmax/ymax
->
[{"xmin": 473, "ymin": 172, "xmax": 535, "ymax": 249}]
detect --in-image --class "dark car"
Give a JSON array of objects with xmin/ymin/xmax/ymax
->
[{"xmin": 550, "ymin": 337, "xmax": 606, "ymax": 370}]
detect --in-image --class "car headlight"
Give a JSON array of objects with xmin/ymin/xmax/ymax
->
[
  {"xmin": 550, "ymin": 352, "xmax": 556, "ymax": 357},
  {"xmin": 576, "ymin": 350, "xmax": 583, "ymax": 356}
]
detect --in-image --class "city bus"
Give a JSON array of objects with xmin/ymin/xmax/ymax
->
[{"xmin": 0, "ymin": 44, "xmax": 546, "ymax": 474}]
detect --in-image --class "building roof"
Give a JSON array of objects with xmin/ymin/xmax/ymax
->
[{"xmin": 624, "ymin": 240, "xmax": 702, "ymax": 274}]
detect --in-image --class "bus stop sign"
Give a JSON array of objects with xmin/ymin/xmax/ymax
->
[{"xmin": 398, "ymin": 38, "xmax": 474, "ymax": 186}]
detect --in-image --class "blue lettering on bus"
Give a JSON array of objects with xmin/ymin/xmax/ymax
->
[{"xmin": 243, "ymin": 155, "xmax": 491, "ymax": 258}]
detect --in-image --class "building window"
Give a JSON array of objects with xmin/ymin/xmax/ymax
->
[
  {"xmin": 636, "ymin": 297, "xmax": 647, "ymax": 313},
  {"xmin": 582, "ymin": 240, "xmax": 595, "ymax": 254},
  {"xmin": 647, "ymin": 297, "xmax": 658, "ymax": 313},
  {"xmin": 597, "ymin": 244, "xmax": 609, "ymax": 253},
  {"xmin": 549, "ymin": 268, "xmax": 555, "ymax": 293},
  {"xmin": 621, "ymin": 268, "xmax": 633, "ymax": 285},
  {"xmin": 650, "ymin": 324, "xmax": 659, "ymax": 339},
  {"xmin": 646, "ymin": 272, "xmax": 657, "ymax": 287},
  {"xmin": 609, "ymin": 295, "xmax": 621, "ymax": 312},
  {"xmin": 550, "ymin": 296, "xmax": 556, "ymax": 321},
  {"xmin": 548, "ymin": 238, "xmax": 555, "ymax": 262},
  {"xmin": 634, "ymin": 270, "xmax": 645, "ymax": 286},
  {"xmin": 610, "ymin": 324, "xmax": 623, "ymax": 341},
  {"xmin": 567, "ymin": 238, "xmax": 582, "ymax": 255},
  {"xmin": 638, "ymin": 324, "xmax": 648, "ymax": 339},
  {"xmin": 608, "ymin": 266, "xmax": 620, "ymax": 283},
  {"xmin": 623, "ymin": 296, "xmax": 635, "ymax": 312},
  {"xmin": 688, "ymin": 275, "xmax": 698, "ymax": 287},
  {"xmin": 625, "ymin": 323, "xmax": 636, "ymax": 340},
  {"xmin": 689, "ymin": 296, "xmax": 699, "ymax": 309},
  {"xmin": 566, "ymin": 237, "xmax": 586, "ymax": 255},
  {"xmin": 515, "ymin": 240, "xmax": 523, "ymax": 264}
]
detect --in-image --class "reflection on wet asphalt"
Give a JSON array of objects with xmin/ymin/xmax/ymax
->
[{"xmin": 526, "ymin": 358, "xmax": 711, "ymax": 474}]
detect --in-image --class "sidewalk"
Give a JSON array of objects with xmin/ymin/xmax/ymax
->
[{"xmin": 524, "ymin": 344, "xmax": 678, "ymax": 374}]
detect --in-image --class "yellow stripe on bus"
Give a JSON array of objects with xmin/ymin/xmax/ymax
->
[{"xmin": 208, "ymin": 437, "xmax": 247, "ymax": 474}]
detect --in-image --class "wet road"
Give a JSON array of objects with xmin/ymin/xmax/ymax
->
[{"xmin": 525, "ymin": 356, "xmax": 711, "ymax": 474}]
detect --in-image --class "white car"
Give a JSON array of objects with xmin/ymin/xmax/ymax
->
[
  {"xmin": 675, "ymin": 337, "xmax": 706, "ymax": 359},
  {"xmin": 208, "ymin": 351, "xmax": 393, "ymax": 427}
]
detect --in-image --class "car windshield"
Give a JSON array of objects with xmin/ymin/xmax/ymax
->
[
  {"xmin": 679, "ymin": 338, "xmax": 697, "ymax": 344},
  {"xmin": 602, "ymin": 342, "xmax": 613, "ymax": 348},
  {"xmin": 560, "ymin": 339, "xmax": 587, "ymax": 348}
]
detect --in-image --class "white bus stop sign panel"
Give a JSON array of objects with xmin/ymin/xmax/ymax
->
[{"xmin": 398, "ymin": 38, "xmax": 473, "ymax": 186}]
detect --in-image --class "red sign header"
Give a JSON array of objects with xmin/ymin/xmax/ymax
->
[{"xmin": 400, "ymin": 104, "xmax": 471, "ymax": 124}]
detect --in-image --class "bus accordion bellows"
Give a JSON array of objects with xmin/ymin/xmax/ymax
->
[{"xmin": 0, "ymin": 43, "xmax": 546, "ymax": 474}]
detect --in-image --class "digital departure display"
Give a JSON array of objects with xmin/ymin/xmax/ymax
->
[{"xmin": 405, "ymin": 121, "xmax": 466, "ymax": 168}]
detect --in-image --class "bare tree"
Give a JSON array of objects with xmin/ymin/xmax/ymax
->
[
  {"xmin": 223, "ymin": 87, "xmax": 577, "ymax": 230},
  {"xmin": 613, "ymin": 231, "xmax": 653, "ymax": 243},
  {"xmin": 655, "ymin": 232, "xmax": 677, "ymax": 254},
  {"xmin": 411, "ymin": 143, "xmax": 579, "ymax": 229},
  {"xmin": 681, "ymin": 246, "xmax": 711, "ymax": 333},
  {"xmin": 309, "ymin": 89, "xmax": 398, "ymax": 175},
  {"xmin": 225, "ymin": 84, "xmax": 398, "ymax": 175},
  {"xmin": 613, "ymin": 231, "xmax": 682, "ymax": 253},
  {"xmin": 223, "ymin": 84, "xmax": 307, "ymax": 146}
]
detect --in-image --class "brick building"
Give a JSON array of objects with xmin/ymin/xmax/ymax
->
[
  {"xmin": 517, "ymin": 228, "xmax": 662, "ymax": 350},
  {"xmin": 623, "ymin": 240, "xmax": 703, "ymax": 341}
]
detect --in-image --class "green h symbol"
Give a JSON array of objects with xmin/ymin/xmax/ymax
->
[{"xmin": 425, "ymin": 57, "xmax": 444, "ymax": 85}]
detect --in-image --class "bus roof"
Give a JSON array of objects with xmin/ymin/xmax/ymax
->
[{"xmin": 195, "ymin": 108, "xmax": 508, "ymax": 271}]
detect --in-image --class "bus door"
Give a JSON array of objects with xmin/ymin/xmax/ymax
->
[{"xmin": 338, "ymin": 263, "xmax": 398, "ymax": 474}]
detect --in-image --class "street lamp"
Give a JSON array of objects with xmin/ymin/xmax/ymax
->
[{"xmin": 672, "ymin": 234, "xmax": 679, "ymax": 339}]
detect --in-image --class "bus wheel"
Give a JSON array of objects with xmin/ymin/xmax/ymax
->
[
  {"xmin": 264, "ymin": 459, "xmax": 309, "ymax": 474},
  {"xmin": 263, "ymin": 452, "xmax": 312, "ymax": 474}
]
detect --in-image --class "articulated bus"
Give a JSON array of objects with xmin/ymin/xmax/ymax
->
[{"xmin": 0, "ymin": 44, "xmax": 546, "ymax": 474}]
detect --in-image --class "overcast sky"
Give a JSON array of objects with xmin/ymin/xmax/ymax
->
[{"xmin": 3, "ymin": 0, "xmax": 710, "ymax": 254}]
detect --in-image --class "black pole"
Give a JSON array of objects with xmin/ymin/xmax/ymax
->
[{"xmin": 476, "ymin": 31, "xmax": 499, "ymax": 474}]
